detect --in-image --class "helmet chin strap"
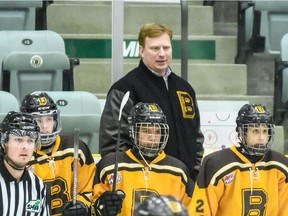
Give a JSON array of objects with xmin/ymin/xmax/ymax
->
[{"xmin": 4, "ymin": 155, "xmax": 25, "ymax": 170}]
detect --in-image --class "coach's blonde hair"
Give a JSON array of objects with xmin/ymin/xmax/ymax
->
[{"xmin": 138, "ymin": 23, "xmax": 173, "ymax": 47}]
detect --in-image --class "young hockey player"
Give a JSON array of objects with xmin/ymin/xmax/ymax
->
[
  {"xmin": 91, "ymin": 102, "xmax": 194, "ymax": 215},
  {"xmin": 20, "ymin": 92, "xmax": 96, "ymax": 216},
  {"xmin": 191, "ymin": 104, "xmax": 288, "ymax": 215}
]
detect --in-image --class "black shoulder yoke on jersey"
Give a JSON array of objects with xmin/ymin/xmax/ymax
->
[
  {"xmin": 197, "ymin": 147, "xmax": 288, "ymax": 188},
  {"xmin": 94, "ymin": 150, "xmax": 194, "ymax": 196}
]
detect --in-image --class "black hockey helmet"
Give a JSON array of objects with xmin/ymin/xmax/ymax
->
[
  {"xmin": 236, "ymin": 104, "xmax": 274, "ymax": 156},
  {"xmin": 20, "ymin": 92, "xmax": 57, "ymax": 113},
  {"xmin": 135, "ymin": 195, "xmax": 189, "ymax": 216},
  {"xmin": 20, "ymin": 92, "xmax": 61, "ymax": 147},
  {"xmin": 128, "ymin": 102, "xmax": 169, "ymax": 157},
  {"xmin": 0, "ymin": 111, "xmax": 40, "ymax": 149},
  {"xmin": 129, "ymin": 102, "xmax": 168, "ymax": 124}
]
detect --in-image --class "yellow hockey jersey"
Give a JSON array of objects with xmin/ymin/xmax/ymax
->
[
  {"xmin": 92, "ymin": 149, "xmax": 194, "ymax": 216},
  {"xmin": 191, "ymin": 145, "xmax": 288, "ymax": 216},
  {"xmin": 28, "ymin": 135, "xmax": 96, "ymax": 216}
]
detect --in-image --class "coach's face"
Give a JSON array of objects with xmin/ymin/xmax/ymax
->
[{"xmin": 139, "ymin": 33, "xmax": 172, "ymax": 76}]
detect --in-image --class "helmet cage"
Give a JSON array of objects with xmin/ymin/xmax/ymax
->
[
  {"xmin": 31, "ymin": 109, "xmax": 62, "ymax": 147},
  {"xmin": 128, "ymin": 102, "xmax": 169, "ymax": 157},
  {"xmin": 130, "ymin": 122, "xmax": 169, "ymax": 157},
  {"xmin": 238, "ymin": 123, "xmax": 275, "ymax": 156},
  {"xmin": 236, "ymin": 104, "xmax": 275, "ymax": 157}
]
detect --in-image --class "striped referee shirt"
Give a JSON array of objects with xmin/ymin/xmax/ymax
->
[{"xmin": 0, "ymin": 158, "xmax": 50, "ymax": 216}]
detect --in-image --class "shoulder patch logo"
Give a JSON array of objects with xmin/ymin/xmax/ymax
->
[
  {"xmin": 223, "ymin": 172, "xmax": 236, "ymax": 185},
  {"xmin": 26, "ymin": 199, "xmax": 41, "ymax": 213},
  {"xmin": 108, "ymin": 172, "xmax": 122, "ymax": 186}
]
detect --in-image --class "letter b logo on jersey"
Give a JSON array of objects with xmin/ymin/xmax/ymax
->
[{"xmin": 242, "ymin": 189, "xmax": 267, "ymax": 216}]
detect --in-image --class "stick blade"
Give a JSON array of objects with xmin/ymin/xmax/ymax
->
[{"xmin": 118, "ymin": 91, "xmax": 130, "ymax": 121}]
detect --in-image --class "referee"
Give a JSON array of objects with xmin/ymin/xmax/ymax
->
[{"xmin": 0, "ymin": 111, "xmax": 50, "ymax": 215}]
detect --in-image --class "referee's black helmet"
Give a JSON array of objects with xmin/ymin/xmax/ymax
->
[{"xmin": 0, "ymin": 111, "xmax": 40, "ymax": 149}]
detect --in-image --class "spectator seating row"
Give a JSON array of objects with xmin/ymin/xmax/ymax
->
[
  {"xmin": 0, "ymin": 1, "xmax": 100, "ymax": 152},
  {"xmin": 234, "ymin": 0, "xmax": 288, "ymax": 126},
  {"xmin": 0, "ymin": 90, "xmax": 101, "ymax": 154},
  {"xmin": 235, "ymin": 0, "xmax": 288, "ymax": 63},
  {"xmin": 0, "ymin": 0, "xmax": 77, "ymax": 103}
]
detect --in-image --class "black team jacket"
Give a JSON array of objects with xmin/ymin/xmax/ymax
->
[{"xmin": 99, "ymin": 59, "xmax": 204, "ymax": 181}]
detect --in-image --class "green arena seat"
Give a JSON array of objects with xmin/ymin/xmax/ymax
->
[
  {"xmin": 0, "ymin": 0, "xmax": 42, "ymax": 30},
  {"xmin": 0, "ymin": 30, "xmax": 72, "ymax": 102},
  {"xmin": 0, "ymin": 91, "xmax": 19, "ymax": 122}
]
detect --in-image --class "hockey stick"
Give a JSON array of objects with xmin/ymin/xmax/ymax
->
[
  {"xmin": 73, "ymin": 128, "xmax": 80, "ymax": 206},
  {"xmin": 112, "ymin": 91, "xmax": 130, "ymax": 191}
]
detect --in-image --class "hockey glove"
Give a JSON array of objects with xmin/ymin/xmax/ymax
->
[
  {"xmin": 91, "ymin": 190, "xmax": 125, "ymax": 216},
  {"xmin": 62, "ymin": 200, "xmax": 89, "ymax": 216}
]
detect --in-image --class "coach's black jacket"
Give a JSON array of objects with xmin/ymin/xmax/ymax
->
[{"xmin": 99, "ymin": 59, "xmax": 204, "ymax": 181}]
